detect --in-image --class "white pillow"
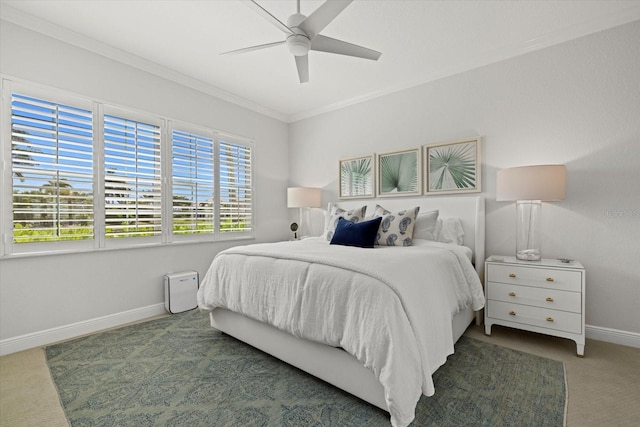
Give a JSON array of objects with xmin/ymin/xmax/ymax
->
[
  {"xmin": 412, "ymin": 210, "xmax": 440, "ymax": 240},
  {"xmin": 372, "ymin": 205, "xmax": 420, "ymax": 246},
  {"xmin": 435, "ymin": 217, "xmax": 464, "ymax": 245},
  {"xmin": 323, "ymin": 205, "xmax": 367, "ymax": 241}
]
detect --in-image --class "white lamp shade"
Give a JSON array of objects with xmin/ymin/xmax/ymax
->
[
  {"xmin": 496, "ymin": 165, "xmax": 566, "ymax": 201},
  {"xmin": 287, "ymin": 187, "xmax": 322, "ymax": 208}
]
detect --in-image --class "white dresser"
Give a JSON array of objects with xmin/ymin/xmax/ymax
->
[{"xmin": 484, "ymin": 256, "xmax": 586, "ymax": 356}]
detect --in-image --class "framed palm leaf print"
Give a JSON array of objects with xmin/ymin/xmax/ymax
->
[
  {"xmin": 424, "ymin": 137, "xmax": 481, "ymax": 195},
  {"xmin": 339, "ymin": 155, "xmax": 374, "ymax": 199},
  {"xmin": 376, "ymin": 148, "xmax": 422, "ymax": 197}
]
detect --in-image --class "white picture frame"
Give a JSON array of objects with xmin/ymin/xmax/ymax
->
[
  {"xmin": 376, "ymin": 147, "xmax": 422, "ymax": 197},
  {"xmin": 339, "ymin": 154, "xmax": 375, "ymax": 199},
  {"xmin": 424, "ymin": 137, "xmax": 481, "ymax": 195}
]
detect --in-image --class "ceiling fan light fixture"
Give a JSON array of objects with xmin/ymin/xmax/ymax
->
[{"xmin": 286, "ymin": 34, "xmax": 311, "ymax": 56}]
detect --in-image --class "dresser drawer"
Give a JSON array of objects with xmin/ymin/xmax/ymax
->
[
  {"xmin": 487, "ymin": 300, "xmax": 582, "ymax": 334},
  {"xmin": 487, "ymin": 264, "xmax": 582, "ymax": 292},
  {"xmin": 487, "ymin": 282, "xmax": 582, "ymax": 313}
]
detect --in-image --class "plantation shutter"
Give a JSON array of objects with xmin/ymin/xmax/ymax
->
[
  {"xmin": 104, "ymin": 114, "xmax": 162, "ymax": 238},
  {"xmin": 219, "ymin": 139, "xmax": 253, "ymax": 233},
  {"xmin": 10, "ymin": 93, "xmax": 94, "ymax": 243},
  {"xmin": 171, "ymin": 129, "xmax": 215, "ymax": 235}
]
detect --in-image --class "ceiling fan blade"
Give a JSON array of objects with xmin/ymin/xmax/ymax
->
[
  {"xmin": 298, "ymin": 0, "xmax": 352, "ymax": 39},
  {"xmin": 220, "ymin": 40, "xmax": 285, "ymax": 55},
  {"xmin": 295, "ymin": 55, "xmax": 309, "ymax": 83},
  {"xmin": 242, "ymin": 0, "xmax": 293, "ymax": 35},
  {"xmin": 311, "ymin": 35, "xmax": 381, "ymax": 60}
]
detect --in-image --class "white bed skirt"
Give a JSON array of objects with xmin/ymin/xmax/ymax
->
[{"xmin": 210, "ymin": 305, "xmax": 475, "ymax": 412}]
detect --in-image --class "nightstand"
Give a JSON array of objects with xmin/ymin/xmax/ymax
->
[{"xmin": 484, "ymin": 256, "xmax": 586, "ymax": 356}]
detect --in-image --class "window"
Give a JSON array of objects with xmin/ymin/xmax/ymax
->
[
  {"xmin": 219, "ymin": 138, "xmax": 253, "ymax": 234},
  {"xmin": 10, "ymin": 93, "xmax": 94, "ymax": 243},
  {"xmin": 171, "ymin": 129, "xmax": 215, "ymax": 236},
  {"xmin": 104, "ymin": 114, "xmax": 162, "ymax": 239},
  {"xmin": 2, "ymin": 80, "xmax": 255, "ymax": 256}
]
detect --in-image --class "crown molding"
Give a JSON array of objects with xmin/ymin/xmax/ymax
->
[
  {"xmin": 288, "ymin": 10, "xmax": 640, "ymax": 123},
  {"xmin": 0, "ymin": 4, "xmax": 289, "ymax": 123},
  {"xmin": 3, "ymin": 3, "xmax": 640, "ymax": 124}
]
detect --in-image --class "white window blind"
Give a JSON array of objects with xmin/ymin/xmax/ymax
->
[
  {"xmin": 104, "ymin": 114, "xmax": 162, "ymax": 238},
  {"xmin": 2, "ymin": 80, "xmax": 256, "ymax": 256},
  {"xmin": 10, "ymin": 93, "xmax": 94, "ymax": 243},
  {"xmin": 171, "ymin": 129, "xmax": 215, "ymax": 235},
  {"xmin": 219, "ymin": 139, "xmax": 253, "ymax": 233}
]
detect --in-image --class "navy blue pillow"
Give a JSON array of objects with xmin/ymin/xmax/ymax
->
[{"xmin": 330, "ymin": 217, "xmax": 382, "ymax": 248}]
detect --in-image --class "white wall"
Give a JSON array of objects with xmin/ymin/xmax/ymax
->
[
  {"xmin": 1, "ymin": 18, "xmax": 638, "ymax": 354},
  {"xmin": 289, "ymin": 21, "xmax": 640, "ymax": 336},
  {"xmin": 0, "ymin": 22, "xmax": 290, "ymax": 352}
]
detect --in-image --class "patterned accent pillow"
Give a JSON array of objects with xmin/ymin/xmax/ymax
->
[
  {"xmin": 323, "ymin": 205, "xmax": 367, "ymax": 241},
  {"xmin": 373, "ymin": 205, "xmax": 421, "ymax": 246}
]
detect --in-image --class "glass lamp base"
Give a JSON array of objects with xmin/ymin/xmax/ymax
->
[
  {"xmin": 515, "ymin": 201, "xmax": 542, "ymax": 261},
  {"xmin": 516, "ymin": 249, "xmax": 541, "ymax": 261}
]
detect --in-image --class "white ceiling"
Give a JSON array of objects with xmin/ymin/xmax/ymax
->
[{"xmin": 2, "ymin": 0, "xmax": 640, "ymax": 122}]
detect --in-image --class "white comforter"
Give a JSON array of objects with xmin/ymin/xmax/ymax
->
[{"xmin": 197, "ymin": 237, "xmax": 485, "ymax": 427}]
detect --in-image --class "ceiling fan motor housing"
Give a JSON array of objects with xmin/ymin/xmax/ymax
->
[{"xmin": 286, "ymin": 13, "xmax": 310, "ymax": 56}]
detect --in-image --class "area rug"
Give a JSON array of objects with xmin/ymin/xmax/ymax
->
[{"xmin": 46, "ymin": 310, "xmax": 566, "ymax": 426}]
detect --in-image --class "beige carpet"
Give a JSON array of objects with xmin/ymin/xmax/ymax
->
[
  {"xmin": 0, "ymin": 347, "xmax": 68, "ymax": 427},
  {"xmin": 2, "ymin": 323, "xmax": 639, "ymax": 427}
]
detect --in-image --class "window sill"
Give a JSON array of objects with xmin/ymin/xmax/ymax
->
[{"xmin": 0, "ymin": 235, "xmax": 256, "ymax": 260}]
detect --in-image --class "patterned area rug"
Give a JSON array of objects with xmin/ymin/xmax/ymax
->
[{"xmin": 46, "ymin": 310, "xmax": 566, "ymax": 426}]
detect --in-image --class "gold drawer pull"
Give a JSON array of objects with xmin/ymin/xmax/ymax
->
[
  {"xmin": 546, "ymin": 277, "xmax": 554, "ymax": 282},
  {"xmin": 509, "ymin": 310, "xmax": 517, "ymax": 316},
  {"xmin": 509, "ymin": 273, "xmax": 516, "ymax": 278},
  {"xmin": 546, "ymin": 297, "xmax": 554, "ymax": 302},
  {"xmin": 546, "ymin": 317, "xmax": 554, "ymax": 322},
  {"xmin": 509, "ymin": 292, "xmax": 516, "ymax": 297}
]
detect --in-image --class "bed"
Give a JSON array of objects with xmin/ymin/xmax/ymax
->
[{"xmin": 197, "ymin": 196, "xmax": 485, "ymax": 427}]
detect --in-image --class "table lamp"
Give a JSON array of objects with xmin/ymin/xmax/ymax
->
[
  {"xmin": 287, "ymin": 187, "xmax": 321, "ymax": 238},
  {"xmin": 496, "ymin": 165, "xmax": 566, "ymax": 261}
]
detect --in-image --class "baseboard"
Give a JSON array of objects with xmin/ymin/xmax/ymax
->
[
  {"xmin": 0, "ymin": 303, "xmax": 167, "ymax": 356},
  {"xmin": 2, "ymin": 309, "xmax": 637, "ymax": 356},
  {"xmin": 586, "ymin": 324, "xmax": 640, "ymax": 349}
]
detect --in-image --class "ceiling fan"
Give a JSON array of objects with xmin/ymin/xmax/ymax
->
[{"xmin": 223, "ymin": 0, "xmax": 381, "ymax": 83}]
